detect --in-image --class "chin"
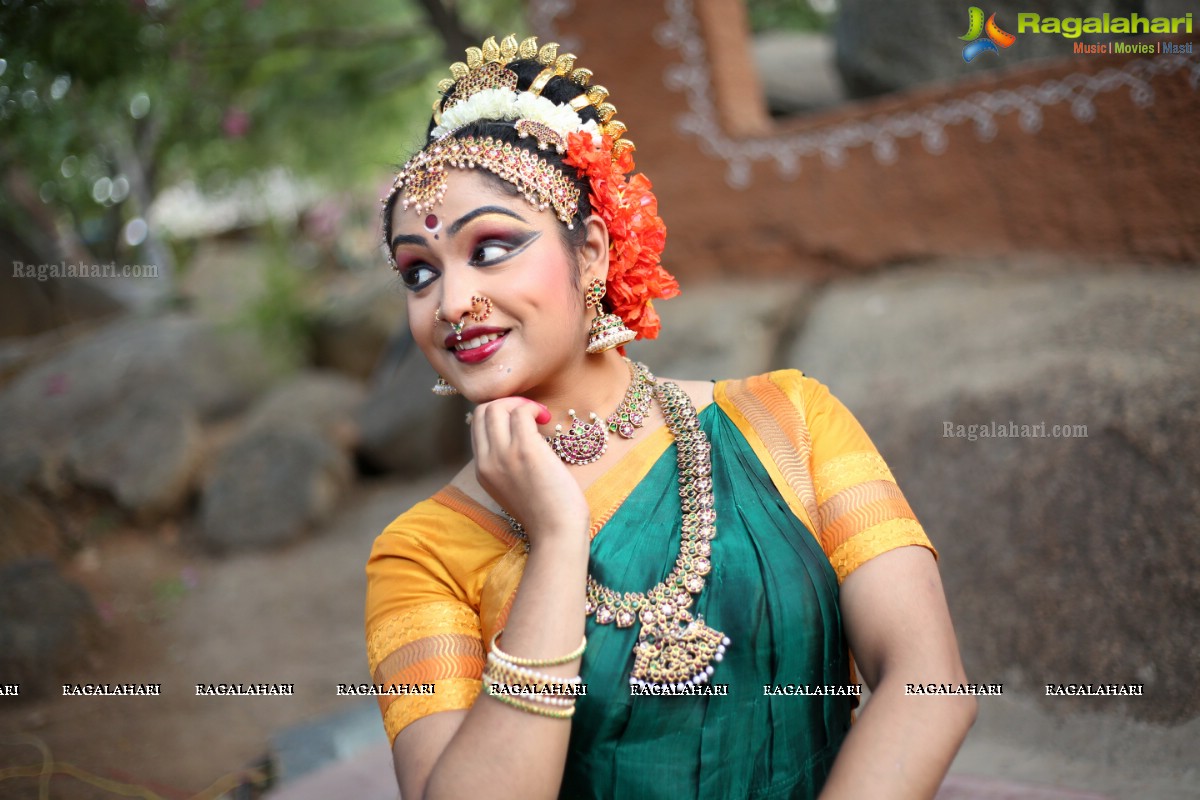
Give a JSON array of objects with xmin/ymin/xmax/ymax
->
[{"xmin": 452, "ymin": 372, "xmax": 523, "ymax": 404}]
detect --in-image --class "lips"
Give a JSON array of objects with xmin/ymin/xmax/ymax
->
[{"xmin": 446, "ymin": 326, "xmax": 508, "ymax": 364}]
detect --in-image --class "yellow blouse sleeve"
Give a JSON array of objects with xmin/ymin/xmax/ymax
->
[
  {"xmin": 716, "ymin": 370, "xmax": 936, "ymax": 584},
  {"xmin": 364, "ymin": 501, "xmax": 488, "ymax": 744},
  {"xmin": 791, "ymin": 372, "xmax": 937, "ymax": 582}
]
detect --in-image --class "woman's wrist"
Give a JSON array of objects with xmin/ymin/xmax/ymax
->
[{"xmin": 524, "ymin": 509, "xmax": 591, "ymax": 551}]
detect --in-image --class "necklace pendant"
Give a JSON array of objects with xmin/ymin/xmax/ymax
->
[
  {"xmin": 548, "ymin": 409, "xmax": 607, "ymax": 465},
  {"xmin": 630, "ymin": 610, "xmax": 729, "ymax": 687}
]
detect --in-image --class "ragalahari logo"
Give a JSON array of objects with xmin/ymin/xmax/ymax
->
[{"xmin": 960, "ymin": 7, "xmax": 1016, "ymax": 62}]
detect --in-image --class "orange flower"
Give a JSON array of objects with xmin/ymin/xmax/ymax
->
[{"xmin": 564, "ymin": 133, "xmax": 678, "ymax": 342}]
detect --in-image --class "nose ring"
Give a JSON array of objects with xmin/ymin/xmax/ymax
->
[{"xmin": 470, "ymin": 295, "xmax": 493, "ymax": 322}]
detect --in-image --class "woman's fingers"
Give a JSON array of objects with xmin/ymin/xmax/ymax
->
[{"xmin": 469, "ymin": 397, "xmax": 549, "ymax": 466}]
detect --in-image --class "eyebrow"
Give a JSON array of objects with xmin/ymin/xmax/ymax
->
[
  {"xmin": 390, "ymin": 206, "xmax": 529, "ymax": 252},
  {"xmin": 390, "ymin": 233, "xmax": 427, "ymax": 249},
  {"xmin": 448, "ymin": 206, "xmax": 529, "ymax": 236}
]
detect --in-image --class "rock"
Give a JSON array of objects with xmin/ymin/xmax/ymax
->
[
  {"xmin": 200, "ymin": 428, "xmax": 352, "ymax": 551},
  {"xmin": 752, "ymin": 31, "xmax": 844, "ymax": 115},
  {"xmin": 241, "ymin": 370, "xmax": 365, "ymax": 449},
  {"xmin": 66, "ymin": 392, "xmax": 203, "ymax": 519},
  {"xmin": 834, "ymin": 0, "xmax": 1159, "ymax": 98},
  {"xmin": 356, "ymin": 336, "xmax": 471, "ymax": 474},
  {"xmin": 786, "ymin": 262, "xmax": 1200, "ymax": 723},
  {"xmin": 626, "ymin": 279, "xmax": 811, "ymax": 382},
  {"xmin": 311, "ymin": 272, "xmax": 407, "ymax": 382},
  {"xmin": 0, "ymin": 313, "xmax": 274, "ymax": 496},
  {"xmin": 0, "ymin": 558, "xmax": 99, "ymax": 695},
  {"xmin": 197, "ymin": 370, "xmax": 364, "ymax": 550},
  {"xmin": 0, "ymin": 491, "xmax": 60, "ymax": 564}
]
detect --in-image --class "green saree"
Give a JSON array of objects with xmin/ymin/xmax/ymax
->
[{"xmin": 560, "ymin": 402, "xmax": 853, "ymax": 799}]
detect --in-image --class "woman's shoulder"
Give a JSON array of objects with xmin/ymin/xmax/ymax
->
[
  {"xmin": 375, "ymin": 473, "xmax": 517, "ymax": 555},
  {"xmin": 710, "ymin": 368, "xmax": 833, "ymax": 408}
]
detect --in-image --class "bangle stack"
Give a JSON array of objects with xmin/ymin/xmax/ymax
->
[{"xmin": 482, "ymin": 629, "xmax": 587, "ymax": 720}]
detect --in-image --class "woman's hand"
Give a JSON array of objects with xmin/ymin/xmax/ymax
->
[{"xmin": 469, "ymin": 396, "xmax": 591, "ymax": 545}]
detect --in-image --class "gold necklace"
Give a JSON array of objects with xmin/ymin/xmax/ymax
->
[
  {"xmin": 546, "ymin": 360, "xmax": 655, "ymax": 466},
  {"xmin": 505, "ymin": 377, "xmax": 729, "ymax": 688}
]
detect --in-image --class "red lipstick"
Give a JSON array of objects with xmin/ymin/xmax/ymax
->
[{"xmin": 447, "ymin": 326, "xmax": 509, "ymax": 364}]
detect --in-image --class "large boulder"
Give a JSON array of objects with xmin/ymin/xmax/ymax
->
[
  {"xmin": 199, "ymin": 428, "xmax": 352, "ymax": 551},
  {"xmin": 198, "ymin": 371, "xmax": 364, "ymax": 551},
  {"xmin": 356, "ymin": 336, "xmax": 471, "ymax": 474},
  {"xmin": 66, "ymin": 392, "xmax": 203, "ymax": 519},
  {"xmin": 0, "ymin": 558, "xmax": 99, "ymax": 696},
  {"xmin": 310, "ymin": 271, "xmax": 406, "ymax": 382},
  {"xmin": 786, "ymin": 262, "xmax": 1200, "ymax": 723},
  {"xmin": 0, "ymin": 491, "xmax": 60, "ymax": 564},
  {"xmin": 627, "ymin": 279, "xmax": 811, "ymax": 382},
  {"xmin": 0, "ymin": 314, "xmax": 273, "ymax": 499},
  {"xmin": 240, "ymin": 370, "xmax": 365, "ymax": 447}
]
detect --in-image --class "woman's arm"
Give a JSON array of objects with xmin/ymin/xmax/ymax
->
[
  {"xmin": 820, "ymin": 546, "xmax": 977, "ymax": 799},
  {"xmin": 391, "ymin": 397, "xmax": 592, "ymax": 800}
]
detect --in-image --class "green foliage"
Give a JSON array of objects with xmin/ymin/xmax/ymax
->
[
  {"xmin": 0, "ymin": 0, "xmax": 524, "ymax": 270},
  {"xmin": 238, "ymin": 234, "xmax": 317, "ymax": 373},
  {"xmin": 745, "ymin": 0, "xmax": 832, "ymax": 33}
]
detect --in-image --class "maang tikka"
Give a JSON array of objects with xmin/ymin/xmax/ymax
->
[{"xmin": 585, "ymin": 277, "xmax": 636, "ymax": 354}]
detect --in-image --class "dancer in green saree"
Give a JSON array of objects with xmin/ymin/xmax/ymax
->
[{"xmin": 366, "ymin": 35, "xmax": 974, "ymax": 800}]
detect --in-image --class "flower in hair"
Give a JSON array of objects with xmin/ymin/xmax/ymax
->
[
  {"xmin": 564, "ymin": 132, "xmax": 678, "ymax": 341},
  {"xmin": 431, "ymin": 88, "xmax": 601, "ymax": 141}
]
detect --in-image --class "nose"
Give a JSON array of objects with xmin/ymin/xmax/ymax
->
[{"xmin": 435, "ymin": 267, "xmax": 478, "ymax": 338}]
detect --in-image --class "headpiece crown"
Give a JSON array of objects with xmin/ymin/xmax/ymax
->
[{"xmin": 432, "ymin": 34, "xmax": 633, "ymax": 161}]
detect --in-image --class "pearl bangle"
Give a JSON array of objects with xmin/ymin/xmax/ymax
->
[{"xmin": 490, "ymin": 629, "xmax": 586, "ymax": 667}]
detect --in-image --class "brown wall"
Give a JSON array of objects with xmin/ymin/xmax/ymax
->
[{"xmin": 533, "ymin": 0, "xmax": 1200, "ymax": 280}]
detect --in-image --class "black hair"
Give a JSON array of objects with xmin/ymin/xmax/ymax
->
[{"xmin": 382, "ymin": 58, "xmax": 601, "ymax": 268}]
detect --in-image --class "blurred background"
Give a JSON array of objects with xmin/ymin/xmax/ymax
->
[{"xmin": 1, "ymin": 0, "xmax": 1197, "ymax": 797}]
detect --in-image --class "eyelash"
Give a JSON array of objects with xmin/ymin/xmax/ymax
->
[{"xmin": 397, "ymin": 233, "xmax": 534, "ymax": 292}]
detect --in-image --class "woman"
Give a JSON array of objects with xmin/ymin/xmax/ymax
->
[{"xmin": 366, "ymin": 35, "xmax": 975, "ymax": 799}]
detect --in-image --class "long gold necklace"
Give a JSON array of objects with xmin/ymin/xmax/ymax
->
[{"xmin": 504, "ymin": 374, "xmax": 729, "ymax": 688}]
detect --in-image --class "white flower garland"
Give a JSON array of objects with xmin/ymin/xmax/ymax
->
[{"xmin": 432, "ymin": 88, "xmax": 600, "ymax": 141}]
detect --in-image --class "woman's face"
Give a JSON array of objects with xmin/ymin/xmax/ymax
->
[{"xmin": 388, "ymin": 168, "xmax": 599, "ymax": 402}]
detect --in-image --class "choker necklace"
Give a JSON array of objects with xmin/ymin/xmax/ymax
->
[
  {"xmin": 505, "ymin": 377, "xmax": 729, "ymax": 689},
  {"xmin": 546, "ymin": 360, "xmax": 656, "ymax": 466}
]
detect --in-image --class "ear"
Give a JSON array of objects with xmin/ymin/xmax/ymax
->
[{"xmin": 578, "ymin": 214, "xmax": 610, "ymax": 286}]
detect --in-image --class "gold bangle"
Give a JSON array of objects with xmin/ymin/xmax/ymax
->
[
  {"xmin": 490, "ymin": 629, "xmax": 586, "ymax": 667},
  {"xmin": 568, "ymin": 94, "xmax": 592, "ymax": 112},
  {"xmin": 485, "ymin": 683, "xmax": 575, "ymax": 719},
  {"xmin": 486, "ymin": 652, "xmax": 582, "ymax": 688}
]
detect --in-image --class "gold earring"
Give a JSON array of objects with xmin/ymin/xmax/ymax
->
[
  {"xmin": 431, "ymin": 377, "xmax": 459, "ymax": 396},
  {"xmin": 585, "ymin": 278, "xmax": 635, "ymax": 354}
]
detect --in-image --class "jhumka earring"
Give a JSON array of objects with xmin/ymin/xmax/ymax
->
[
  {"xmin": 431, "ymin": 377, "xmax": 459, "ymax": 396},
  {"xmin": 584, "ymin": 278, "xmax": 635, "ymax": 354}
]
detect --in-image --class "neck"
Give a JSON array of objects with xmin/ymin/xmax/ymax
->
[{"xmin": 525, "ymin": 351, "xmax": 633, "ymax": 436}]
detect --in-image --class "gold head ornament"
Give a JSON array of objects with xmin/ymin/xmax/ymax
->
[{"xmin": 431, "ymin": 34, "xmax": 634, "ymax": 162}]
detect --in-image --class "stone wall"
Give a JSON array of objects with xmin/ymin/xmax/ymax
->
[{"xmin": 531, "ymin": 0, "xmax": 1199, "ymax": 278}]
